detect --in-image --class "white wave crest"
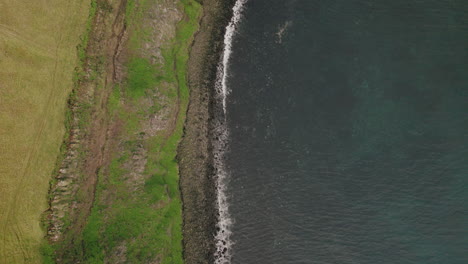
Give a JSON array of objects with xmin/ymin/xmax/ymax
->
[
  {"xmin": 213, "ymin": 1, "xmax": 248, "ymax": 263},
  {"xmin": 219, "ymin": 0, "xmax": 248, "ymax": 114}
]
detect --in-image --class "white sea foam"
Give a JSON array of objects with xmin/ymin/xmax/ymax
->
[
  {"xmin": 213, "ymin": 1, "xmax": 248, "ymax": 263},
  {"xmin": 219, "ymin": 0, "xmax": 248, "ymax": 114}
]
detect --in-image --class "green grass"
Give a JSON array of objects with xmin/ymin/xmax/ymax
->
[
  {"xmin": 76, "ymin": 0, "xmax": 202, "ymax": 263},
  {"xmin": 126, "ymin": 57, "xmax": 158, "ymax": 98},
  {"xmin": 107, "ymin": 85, "xmax": 122, "ymax": 115},
  {"xmin": 77, "ymin": 0, "xmax": 97, "ymax": 62},
  {"xmin": 39, "ymin": 242, "xmax": 55, "ymax": 264}
]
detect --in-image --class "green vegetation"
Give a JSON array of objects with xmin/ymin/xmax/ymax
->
[
  {"xmin": 0, "ymin": 1, "xmax": 90, "ymax": 263},
  {"xmin": 77, "ymin": 0, "xmax": 98, "ymax": 62},
  {"xmin": 126, "ymin": 57, "xmax": 158, "ymax": 98},
  {"xmin": 71, "ymin": 0, "xmax": 203, "ymax": 263}
]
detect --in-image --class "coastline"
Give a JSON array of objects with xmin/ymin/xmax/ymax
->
[
  {"xmin": 4, "ymin": 0, "xmax": 236, "ymax": 261},
  {"xmin": 178, "ymin": 0, "xmax": 236, "ymax": 263}
]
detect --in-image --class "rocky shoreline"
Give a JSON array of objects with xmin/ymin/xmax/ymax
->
[{"xmin": 178, "ymin": 0, "xmax": 236, "ymax": 263}]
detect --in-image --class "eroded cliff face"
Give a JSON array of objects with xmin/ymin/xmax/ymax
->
[
  {"xmin": 46, "ymin": 0, "xmax": 130, "ymax": 246},
  {"xmin": 44, "ymin": 0, "xmax": 196, "ymax": 262}
]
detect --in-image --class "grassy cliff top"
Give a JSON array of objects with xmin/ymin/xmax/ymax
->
[{"xmin": 0, "ymin": 1, "xmax": 90, "ymax": 263}]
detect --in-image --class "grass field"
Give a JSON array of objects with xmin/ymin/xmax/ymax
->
[{"xmin": 0, "ymin": 1, "xmax": 90, "ymax": 263}]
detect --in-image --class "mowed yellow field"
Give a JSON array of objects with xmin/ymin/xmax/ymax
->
[{"xmin": 0, "ymin": 1, "xmax": 90, "ymax": 263}]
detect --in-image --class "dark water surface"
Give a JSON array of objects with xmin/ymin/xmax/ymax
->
[{"xmin": 224, "ymin": 0, "xmax": 468, "ymax": 263}]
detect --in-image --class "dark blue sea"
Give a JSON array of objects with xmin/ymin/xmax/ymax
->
[{"xmin": 220, "ymin": 0, "xmax": 468, "ymax": 263}]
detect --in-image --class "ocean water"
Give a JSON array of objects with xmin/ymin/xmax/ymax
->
[{"xmin": 216, "ymin": 0, "xmax": 468, "ymax": 263}]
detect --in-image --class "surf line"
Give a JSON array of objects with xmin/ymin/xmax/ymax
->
[
  {"xmin": 213, "ymin": 0, "xmax": 248, "ymax": 263},
  {"xmin": 218, "ymin": 0, "xmax": 248, "ymax": 114}
]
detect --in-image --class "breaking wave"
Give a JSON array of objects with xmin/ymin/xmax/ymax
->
[{"xmin": 213, "ymin": 1, "xmax": 248, "ymax": 263}]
